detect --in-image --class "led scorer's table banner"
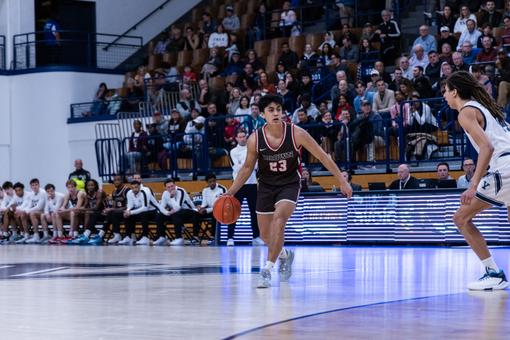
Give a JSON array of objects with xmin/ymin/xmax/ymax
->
[{"xmin": 219, "ymin": 189, "xmax": 510, "ymax": 244}]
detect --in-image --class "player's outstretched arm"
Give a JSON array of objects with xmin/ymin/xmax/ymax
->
[
  {"xmin": 294, "ymin": 126, "xmax": 352, "ymax": 198},
  {"xmin": 226, "ymin": 132, "xmax": 258, "ymax": 197}
]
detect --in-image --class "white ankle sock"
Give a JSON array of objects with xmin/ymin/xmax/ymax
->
[
  {"xmin": 482, "ymin": 257, "xmax": 500, "ymax": 272},
  {"xmin": 43, "ymin": 231, "xmax": 49, "ymax": 237},
  {"xmin": 98, "ymin": 230, "xmax": 105, "ymax": 238},
  {"xmin": 57, "ymin": 230, "xmax": 63, "ymax": 237},
  {"xmin": 83, "ymin": 230, "xmax": 91, "ymax": 237},
  {"xmin": 279, "ymin": 248, "xmax": 288, "ymax": 259},
  {"xmin": 264, "ymin": 261, "xmax": 275, "ymax": 271},
  {"xmin": 73, "ymin": 231, "xmax": 79, "ymax": 237}
]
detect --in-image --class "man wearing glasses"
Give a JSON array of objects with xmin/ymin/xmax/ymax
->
[{"xmin": 457, "ymin": 159, "xmax": 476, "ymax": 189}]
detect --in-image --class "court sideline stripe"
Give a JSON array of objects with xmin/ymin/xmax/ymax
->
[{"xmin": 222, "ymin": 292, "xmax": 463, "ymax": 339}]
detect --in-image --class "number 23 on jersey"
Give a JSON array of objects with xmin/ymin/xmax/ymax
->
[{"xmin": 269, "ymin": 160, "xmax": 287, "ymax": 172}]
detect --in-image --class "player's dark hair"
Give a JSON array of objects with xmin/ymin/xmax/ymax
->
[
  {"xmin": 13, "ymin": 182, "xmax": 24, "ymax": 190},
  {"xmin": 66, "ymin": 179, "xmax": 77, "ymax": 187},
  {"xmin": 44, "ymin": 183, "xmax": 55, "ymax": 191},
  {"xmin": 164, "ymin": 178, "xmax": 175, "ymax": 185},
  {"xmin": 86, "ymin": 179, "xmax": 99, "ymax": 192},
  {"xmin": 258, "ymin": 94, "xmax": 284, "ymax": 113},
  {"xmin": 436, "ymin": 162, "xmax": 450, "ymax": 171},
  {"xmin": 446, "ymin": 71, "xmax": 505, "ymax": 123},
  {"xmin": 131, "ymin": 180, "xmax": 141, "ymax": 186},
  {"xmin": 29, "ymin": 178, "xmax": 39, "ymax": 185},
  {"xmin": 2, "ymin": 181, "xmax": 13, "ymax": 190},
  {"xmin": 205, "ymin": 173, "xmax": 217, "ymax": 181}
]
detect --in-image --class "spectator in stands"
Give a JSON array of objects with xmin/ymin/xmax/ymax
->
[
  {"xmin": 353, "ymin": 80, "xmax": 374, "ymax": 113},
  {"xmin": 125, "ymin": 120, "xmax": 148, "ymax": 175},
  {"xmin": 501, "ymin": 16, "xmax": 510, "ymax": 45},
  {"xmin": 150, "ymin": 111, "xmax": 168, "ymax": 136},
  {"xmin": 299, "ymin": 43, "xmax": 318, "ymax": 71},
  {"xmin": 478, "ymin": 1, "xmax": 502, "ymax": 28},
  {"xmin": 206, "ymin": 103, "xmax": 227, "ymax": 157},
  {"xmin": 201, "ymin": 48, "xmax": 223, "ymax": 77},
  {"xmin": 333, "ymin": 94, "xmax": 355, "ymax": 121},
  {"xmin": 476, "ymin": 24, "xmax": 497, "ymax": 49},
  {"xmin": 388, "ymin": 164, "xmax": 419, "ymax": 189},
  {"xmin": 153, "ymin": 32, "xmax": 169, "ymax": 55},
  {"xmin": 123, "ymin": 78, "xmax": 143, "ymax": 112},
  {"xmin": 412, "ymin": 66, "xmax": 433, "ymax": 99},
  {"xmin": 277, "ymin": 79, "xmax": 296, "ymax": 114},
  {"xmin": 238, "ymin": 63, "xmax": 257, "ymax": 92},
  {"xmin": 340, "ymin": 23, "xmax": 359, "ymax": 44},
  {"xmin": 505, "ymin": 0, "xmax": 510, "ymax": 18},
  {"xmin": 436, "ymin": 5, "xmax": 456, "ymax": 34},
  {"xmin": 457, "ymin": 19, "xmax": 481, "ymax": 51},
  {"xmin": 246, "ymin": 49, "xmax": 265, "ymax": 72},
  {"xmin": 439, "ymin": 61, "xmax": 453, "ymax": 83},
  {"xmin": 222, "ymin": 5, "xmax": 240, "ymax": 32},
  {"xmin": 436, "ymin": 162, "xmax": 454, "ymax": 181},
  {"xmin": 285, "ymin": 72, "xmax": 300, "ymax": 94},
  {"xmin": 295, "ymin": 108, "xmax": 313, "ymax": 127},
  {"xmin": 452, "ymin": 51, "xmax": 469, "ymax": 72},
  {"xmin": 300, "ymin": 168, "xmax": 322, "ymax": 192},
  {"xmin": 227, "ymin": 87, "xmax": 242, "ymax": 115},
  {"xmin": 166, "ymin": 27, "xmax": 186, "ymax": 53},
  {"xmin": 361, "ymin": 22, "xmax": 376, "ymax": 41},
  {"xmin": 69, "ymin": 159, "xmax": 91, "ymax": 183},
  {"xmin": 224, "ymin": 117, "xmax": 240, "ymax": 149},
  {"xmin": 319, "ymin": 31, "xmax": 336, "ymax": 50},
  {"xmin": 457, "ymin": 158, "xmax": 476, "ymax": 188},
  {"xmin": 389, "ymin": 90, "xmax": 411, "ymax": 134},
  {"xmin": 176, "ymin": 88, "xmax": 200, "ymax": 120},
  {"xmin": 248, "ymin": 103, "xmax": 265, "ymax": 129},
  {"xmin": 208, "ymin": 24, "xmax": 229, "ymax": 48},
  {"xmin": 279, "ymin": 42, "xmax": 299, "ymax": 70},
  {"xmin": 388, "ymin": 67, "xmax": 404, "ymax": 92},
  {"xmin": 461, "ymin": 41, "xmax": 479, "ymax": 65},
  {"xmin": 298, "ymin": 73, "xmax": 313, "ymax": 99},
  {"xmin": 496, "ymin": 49, "xmax": 510, "ymax": 108},
  {"xmin": 197, "ymin": 174, "xmax": 226, "ymax": 240},
  {"xmin": 292, "ymin": 94, "xmax": 320, "ymax": 123},
  {"xmin": 437, "ymin": 26, "xmax": 458, "ymax": 52},
  {"xmin": 225, "ymin": 33, "xmax": 240, "ymax": 60},
  {"xmin": 145, "ymin": 123, "xmax": 165, "ymax": 169},
  {"xmin": 409, "ymin": 44, "xmax": 429, "ymax": 69},
  {"xmin": 89, "ymin": 82, "xmax": 108, "ymax": 116},
  {"xmin": 183, "ymin": 113, "xmax": 205, "ymax": 149},
  {"xmin": 373, "ymin": 79, "xmax": 396, "ymax": 120},
  {"xmin": 258, "ymin": 72, "xmax": 276, "ymax": 95},
  {"xmin": 376, "ymin": 9, "xmax": 401, "ymax": 65},
  {"xmin": 365, "ymin": 102, "xmax": 385, "ymax": 166},
  {"xmin": 339, "ymin": 37, "xmax": 358, "ymax": 63},
  {"xmin": 454, "ymin": 5, "xmax": 477, "ymax": 34},
  {"xmin": 200, "ymin": 12, "xmax": 216, "ymax": 34},
  {"xmin": 318, "ymin": 111, "xmax": 338, "ymax": 154},
  {"xmin": 234, "ymin": 95, "xmax": 251, "ymax": 117},
  {"xmin": 349, "ymin": 100, "xmax": 375, "ymax": 163},
  {"xmin": 408, "ymin": 92, "xmax": 438, "ymax": 133},
  {"xmin": 398, "ymin": 56, "xmax": 413, "ymax": 79},
  {"xmin": 341, "ymin": 170, "xmax": 362, "ymax": 191},
  {"xmin": 471, "ymin": 64, "xmax": 493, "ymax": 97},
  {"xmin": 275, "ymin": 62, "xmax": 288, "ymax": 82},
  {"xmin": 184, "ymin": 26, "xmax": 200, "ymax": 50},
  {"xmin": 374, "ymin": 61, "xmax": 392, "ymax": 84},
  {"xmin": 426, "ymin": 51, "xmax": 441, "ymax": 86},
  {"xmin": 247, "ymin": 2, "xmax": 268, "ymax": 48},
  {"xmin": 280, "ymin": 1, "xmax": 298, "ymax": 37},
  {"xmin": 476, "ymin": 36, "xmax": 498, "ymax": 62},
  {"xmin": 413, "ymin": 25, "xmax": 437, "ymax": 54},
  {"xmin": 440, "ymin": 43, "xmax": 454, "ymax": 64},
  {"xmin": 359, "ymin": 38, "xmax": 380, "ymax": 62},
  {"xmin": 223, "ymin": 51, "xmax": 243, "ymax": 77}
]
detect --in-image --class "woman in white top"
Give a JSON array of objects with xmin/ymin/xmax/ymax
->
[
  {"xmin": 453, "ymin": 5, "xmax": 477, "ymax": 34},
  {"xmin": 318, "ymin": 31, "xmax": 336, "ymax": 50},
  {"xmin": 234, "ymin": 96, "xmax": 251, "ymax": 118},
  {"xmin": 208, "ymin": 24, "xmax": 229, "ymax": 48},
  {"xmin": 443, "ymin": 71, "xmax": 510, "ymax": 291}
]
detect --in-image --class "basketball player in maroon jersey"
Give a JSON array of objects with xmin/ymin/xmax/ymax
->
[{"xmin": 226, "ymin": 95, "xmax": 352, "ymax": 288}]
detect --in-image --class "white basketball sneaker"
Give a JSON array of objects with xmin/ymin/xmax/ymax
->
[
  {"xmin": 118, "ymin": 236, "xmax": 134, "ymax": 246},
  {"xmin": 108, "ymin": 233, "xmax": 122, "ymax": 244},
  {"xmin": 257, "ymin": 269, "xmax": 272, "ymax": 288},
  {"xmin": 135, "ymin": 236, "xmax": 152, "ymax": 246},
  {"xmin": 170, "ymin": 238, "xmax": 184, "ymax": 246},
  {"xmin": 226, "ymin": 238, "xmax": 234, "ymax": 246},
  {"xmin": 279, "ymin": 249, "xmax": 295, "ymax": 282},
  {"xmin": 153, "ymin": 237, "xmax": 170, "ymax": 246},
  {"xmin": 252, "ymin": 237, "xmax": 265, "ymax": 246},
  {"xmin": 467, "ymin": 269, "xmax": 509, "ymax": 291}
]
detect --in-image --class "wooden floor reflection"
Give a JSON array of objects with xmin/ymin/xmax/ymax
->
[{"xmin": 0, "ymin": 245, "xmax": 508, "ymax": 339}]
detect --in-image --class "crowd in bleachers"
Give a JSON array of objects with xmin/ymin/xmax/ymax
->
[{"xmin": 87, "ymin": 1, "xmax": 510, "ymax": 176}]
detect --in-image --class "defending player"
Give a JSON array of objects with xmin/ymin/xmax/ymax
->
[
  {"xmin": 226, "ymin": 95, "xmax": 352, "ymax": 288},
  {"xmin": 444, "ymin": 71, "xmax": 510, "ymax": 290}
]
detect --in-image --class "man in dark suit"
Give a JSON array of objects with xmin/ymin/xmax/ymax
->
[
  {"xmin": 342, "ymin": 171, "xmax": 362, "ymax": 191},
  {"xmin": 388, "ymin": 164, "xmax": 419, "ymax": 190}
]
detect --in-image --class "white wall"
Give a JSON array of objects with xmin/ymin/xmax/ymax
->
[
  {"xmin": 0, "ymin": 72, "xmax": 123, "ymax": 190},
  {"xmin": 0, "ymin": 0, "xmax": 35, "ymax": 69},
  {"xmin": 94, "ymin": 0, "xmax": 201, "ymax": 44}
]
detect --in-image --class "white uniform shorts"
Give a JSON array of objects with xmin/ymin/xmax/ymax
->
[{"xmin": 476, "ymin": 156, "xmax": 510, "ymax": 207}]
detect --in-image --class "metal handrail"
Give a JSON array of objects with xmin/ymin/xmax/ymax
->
[{"xmin": 103, "ymin": 0, "xmax": 172, "ymax": 51}]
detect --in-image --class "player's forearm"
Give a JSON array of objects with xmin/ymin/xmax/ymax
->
[{"xmin": 470, "ymin": 144, "xmax": 493, "ymax": 188}]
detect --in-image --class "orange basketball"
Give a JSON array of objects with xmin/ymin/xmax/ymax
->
[{"xmin": 213, "ymin": 195, "xmax": 241, "ymax": 224}]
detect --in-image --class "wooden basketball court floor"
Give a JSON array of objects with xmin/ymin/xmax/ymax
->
[{"xmin": 0, "ymin": 245, "xmax": 509, "ymax": 339}]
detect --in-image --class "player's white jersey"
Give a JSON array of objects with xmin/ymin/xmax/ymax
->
[
  {"xmin": 45, "ymin": 192, "xmax": 65, "ymax": 214},
  {"xmin": 463, "ymin": 101, "xmax": 510, "ymax": 171}
]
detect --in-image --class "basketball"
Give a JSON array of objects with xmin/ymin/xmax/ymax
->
[{"xmin": 213, "ymin": 195, "xmax": 241, "ymax": 225}]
